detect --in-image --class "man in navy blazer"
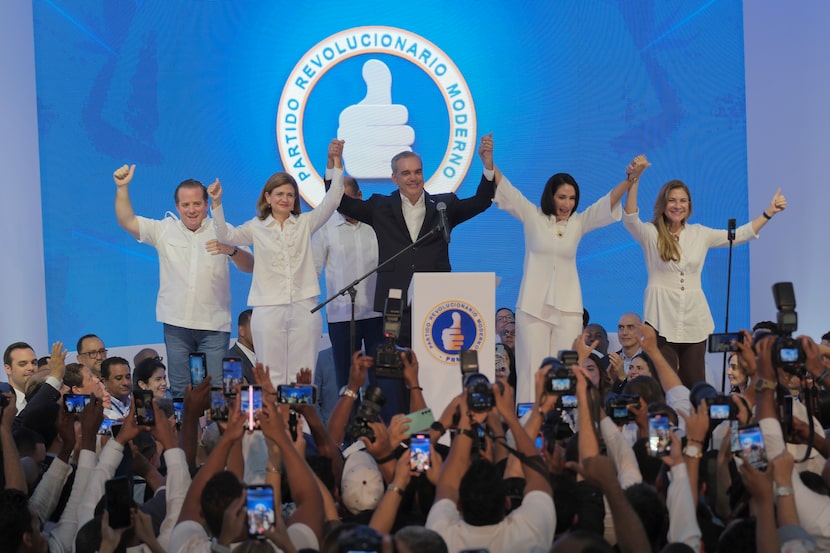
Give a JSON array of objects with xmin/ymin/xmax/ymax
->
[{"xmin": 338, "ymin": 150, "xmax": 495, "ymax": 347}]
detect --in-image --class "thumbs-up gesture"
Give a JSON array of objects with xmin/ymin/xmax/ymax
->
[
  {"xmin": 441, "ymin": 312, "xmax": 465, "ymax": 351},
  {"xmin": 766, "ymin": 187, "xmax": 787, "ymax": 217},
  {"xmin": 207, "ymin": 179, "xmax": 222, "ymax": 206},
  {"xmin": 337, "ymin": 59, "xmax": 414, "ymax": 178},
  {"xmin": 113, "ymin": 164, "xmax": 136, "ymax": 187}
]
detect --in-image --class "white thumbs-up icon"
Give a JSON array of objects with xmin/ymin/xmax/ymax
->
[
  {"xmin": 441, "ymin": 312, "xmax": 465, "ymax": 352},
  {"xmin": 338, "ymin": 59, "xmax": 415, "ymax": 179}
]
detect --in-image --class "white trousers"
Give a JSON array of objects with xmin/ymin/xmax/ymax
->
[
  {"xmin": 515, "ymin": 309, "xmax": 583, "ymax": 403},
  {"xmin": 250, "ymin": 298, "xmax": 321, "ymax": 389}
]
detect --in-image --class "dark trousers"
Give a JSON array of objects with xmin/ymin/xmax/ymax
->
[{"xmin": 657, "ymin": 334, "xmax": 707, "ymax": 388}]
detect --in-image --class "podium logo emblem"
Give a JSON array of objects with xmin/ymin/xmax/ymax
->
[
  {"xmin": 423, "ymin": 300, "xmax": 486, "ymax": 364},
  {"xmin": 277, "ymin": 26, "xmax": 476, "ymax": 207}
]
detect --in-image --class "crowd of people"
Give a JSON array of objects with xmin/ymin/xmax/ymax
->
[{"xmin": 3, "ymin": 135, "xmax": 827, "ymax": 553}]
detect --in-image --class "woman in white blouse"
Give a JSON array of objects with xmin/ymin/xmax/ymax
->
[
  {"xmin": 479, "ymin": 134, "xmax": 649, "ymax": 402},
  {"xmin": 208, "ymin": 139, "xmax": 345, "ymax": 388},
  {"xmin": 623, "ymin": 168, "xmax": 786, "ymax": 387}
]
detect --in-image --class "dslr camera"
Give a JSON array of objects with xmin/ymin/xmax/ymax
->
[
  {"xmin": 345, "ymin": 385, "xmax": 386, "ymax": 443},
  {"xmin": 542, "ymin": 353, "xmax": 577, "ymax": 395},
  {"xmin": 771, "ymin": 282, "xmax": 805, "ymax": 375},
  {"xmin": 464, "ymin": 372, "xmax": 495, "ymax": 413},
  {"xmin": 605, "ymin": 393, "xmax": 640, "ymax": 425},
  {"xmin": 374, "ymin": 289, "xmax": 407, "ymax": 379}
]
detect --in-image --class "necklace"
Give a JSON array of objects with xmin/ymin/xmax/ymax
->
[{"xmin": 669, "ymin": 226, "xmax": 683, "ymax": 241}]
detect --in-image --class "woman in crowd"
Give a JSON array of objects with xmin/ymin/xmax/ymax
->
[
  {"xmin": 623, "ymin": 167, "xmax": 786, "ymax": 386},
  {"xmin": 210, "ymin": 139, "xmax": 345, "ymax": 388},
  {"xmin": 478, "ymin": 134, "xmax": 650, "ymax": 402},
  {"xmin": 133, "ymin": 357, "xmax": 169, "ymax": 399}
]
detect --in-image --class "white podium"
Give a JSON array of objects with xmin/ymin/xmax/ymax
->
[{"xmin": 411, "ymin": 272, "xmax": 496, "ymax": 418}]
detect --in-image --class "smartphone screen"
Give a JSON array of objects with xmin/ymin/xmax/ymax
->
[
  {"xmin": 246, "ymin": 485, "xmax": 276, "ymax": 539},
  {"xmin": 648, "ymin": 414, "xmax": 671, "ymax": 457},
  {"xmin": 98, "ymin": 418, "xmax": 116, "ymax": 435},
  {"xmin": 707, "ymin": 332, "xmax": 741, "ymax": 353},
  {"xmin": 550, "ymin": 378, "xmax": 572, "ymax": 392},
  {"xmin": 241, "ymin": 386, "xmax": 262, "ymax": 431},
  {"xmin": 738, "ymin": 424, "xmax": 768, "ymax": 470},
  {"xmin": 173, "ymin": 397, "xmax": 184, "ymax": 426},
  {"xmin": 189, "ymin": 352, "xmax": 207, "ymax": 386},
  {"xmin": 105, "ymin": 476, "xmax": 132, "ymax": 528},
  {"xmin": 516, "ymin": 402, "xmax": 534, "ymax": 418},
  {"xmin": 222, "ymin": 357, "xmax": 244, "ymax": 395},
  {"xmin": 410, "ymin": 434, "xmax": 431, "ymax": 472},
  {"xmin": 64, "ymin": 393, "xmax": 91, "ymax": 414},
  {"xmin": 534, "ymin": 432, "xmax": 544, "ymax": 450},
  {"xmin": 276, "ymin": 384, "xmax": 317, "ymax": 405},
  {"xmin": 133, "ymin": 390, "xmax": 155, "ymax": 426},
  {"xmin": 210, "ymin": 388, "xmax": 229, "ymax": 421}
]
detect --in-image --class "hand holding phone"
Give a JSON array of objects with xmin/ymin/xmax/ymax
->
[
  {"xmin": 190, "ymin": 352, "xmax": 207, "ymax": 386},
  {"xmin": 648, "ymin": 414, "xmax": 671, "ymax": 457},
  {"xmin": 410, "ymin": 434, "xmax": 431, "ymax": 472},
  {"xmin": 246, "ymin": 484, "xmax": 276, "ymax": 539},
  {"xmin": 738, "ymin": 423, "xmax": 768, "ymax": 470},
  {"xmin": 105, "ymin": 477, "xmax": 132, "ymax": 529},
  {"xmin": 133, "ymin": 390, "xmax": 155, "ymax": 426},
  {"xmin": 222, "ymin": 357, "xmax": 244, "ymax": 395},
  {"xmin": 276, "ymin": 384, "xmax": 317, "ymax": 405}
]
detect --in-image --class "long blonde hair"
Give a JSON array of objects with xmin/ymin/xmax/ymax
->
[{"xmin": 651, "ymin": 180, "xmax": 692, "ymax": 262}]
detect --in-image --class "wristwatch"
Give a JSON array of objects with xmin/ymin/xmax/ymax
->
[
  {"xmin": 754, "ymin": 378, "xmax": 777, "ymax": 393},
  {"xmin": 682, "ymin": 443, "xmax": 703, "ymax": 459},
  {"xmin": 339, "ymin": 387, "xmax": 358, "ymax": 400},
  {"xmin": 775, "ymin": 485, "xmax": 794, "ymax": 497}
]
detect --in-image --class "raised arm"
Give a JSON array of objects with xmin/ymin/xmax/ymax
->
[
  {"xmin": 750, "ymin": 187, "xmax": 787, "ymax": 234},
  {"xmin": 638, "ymin": 323, "xmax": 683, "ymax": 391},
  {"xmin": 260, "ymin": 401, "xmax": 324, "ymax": 542},
  {"xmin": 208, "ymin": 179, "xmax": 254, "ymax": 246},
  {"xmin": 1, "ymin": 396, "xmax": 25, "ymax": 491},
  {"xmin": 612, "ymin": 154, "xmax": 650, "ymax": 208},
  {"xmin": 478, "ymin": 133, "xmax": 501, "ymax": 185},
  {"xmin": 113, "ymin": 164, "xmax": 141, "ymax": 239},
  {"xmin": 623, "ymin": 164, "xmax": 640, "ymax": 215}
]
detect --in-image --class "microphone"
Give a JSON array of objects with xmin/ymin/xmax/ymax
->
[
  {"xmin": 437, "ymin": 202, "xmax": 451, "ymax": 243},
  {"xmin": 727, "ymin": 218, "xmax": 736, "ymax": 241}
]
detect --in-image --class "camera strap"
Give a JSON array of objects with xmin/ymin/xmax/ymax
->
[{"xmin": 488, "ymin": 428, "xmax": 549, "ymax": 479}]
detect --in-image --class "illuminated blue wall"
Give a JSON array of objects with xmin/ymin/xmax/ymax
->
[{"xmin": 33, "ymin": 1, "xmax": 749, "ymax": 345}]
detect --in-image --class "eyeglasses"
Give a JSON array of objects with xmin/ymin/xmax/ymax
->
[
  {"xmin": 496, "ymin": 315, "xmax": 515, "ymax": 323},
  {"xmin": 501, "ymin": 330, "xmax": 516, "ymax": 337},
  {"xmin": 80, "ymin": 349, "xmax": 108, "ymax": 358}
]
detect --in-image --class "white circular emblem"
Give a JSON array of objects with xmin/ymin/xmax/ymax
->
[
  {"xmin": 276, "ymin": 26, "xmax": 477, "ymax": 207},
  {"xmin": 422, "ymin": 300, "xmax": 486, "ymax": 365}
]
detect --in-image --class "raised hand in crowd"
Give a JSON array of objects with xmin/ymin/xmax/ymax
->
[
  {"xmin": 206, "ymin": 178, "xmax": 223, "ymax": 207},
  {"xmin": 112, "ymin": 164, "xmax": 136, "ymax": 188},
  {"xmin": 47, "ymin": 340, "xmax": 67, "ymax": 381}
]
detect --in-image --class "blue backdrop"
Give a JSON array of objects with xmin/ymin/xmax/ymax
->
[{"xmin": 33, "ymin": 0, "xmax": 749, "ymax": 346}]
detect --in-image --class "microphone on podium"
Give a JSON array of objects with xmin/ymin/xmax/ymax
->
[{"xmin": 437, "ymin": 202, "xmax": 451, "ymax": 243}]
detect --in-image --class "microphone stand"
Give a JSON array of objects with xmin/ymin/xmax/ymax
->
[
  {"xmin": 312, "ymin": 226, "xmax": 443, "ymax": 359},
  {"xmin": 721, "ymin": 219, "xmax": 737, "ymax": 392}
]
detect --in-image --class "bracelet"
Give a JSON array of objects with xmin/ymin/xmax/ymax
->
[
  {"xmin": 388, "ymin": 483, "xmax": 405, "ymax": 497},
  {"xmin": 775, "ymin": 485, "xmax": 794, "ymax": 498},
  {"xmin": 339, "ymin": 388, "xmax": 358, "ymax": 400},
  {"xmin": 266, "ymin": 465, "xmax": 282, "ymax": 474},
  {"xmin": 687, "ymin": 437, "xmax": 706, "ymax": 444},
  {"xmin": 762, "ymin": 211, "xmax": 772, "ymax": 220},
  {"xmin": 227, "ymin": 246, "xmax": 239, "ymax": 257},
  {"xmin": 406, "ymin": 385, "xmax": 423, "ymax": 391},
  {"xmin": 457, "ymin": 428, "xmax": 476, "ymax": 439},
  {"xmin": 817, "ymin": 370, "xmax": 830, "ymax": 385},
  {"xmin": 375, "ymin": 445, "xmax": 405, "ymax": 464}
]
